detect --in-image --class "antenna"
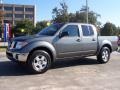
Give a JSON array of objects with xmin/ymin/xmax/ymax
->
[{"xmin": 0, "ymin": 0, "xmax": 3, "ymax": 4}]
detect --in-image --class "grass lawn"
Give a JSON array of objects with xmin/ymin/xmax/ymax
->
[{"xmin": 0, "ymin": 46, "xmax": 7, "ymax": 52}]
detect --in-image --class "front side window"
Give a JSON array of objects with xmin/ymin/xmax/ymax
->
[{"xmin": 62, "ymin": 25, "xmax": 79, "ymax": 37}]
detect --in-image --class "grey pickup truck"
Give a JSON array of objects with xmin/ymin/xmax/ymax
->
[{"xmin": 6, "ymin": 23, "xmax": 118, "ymax": 74}]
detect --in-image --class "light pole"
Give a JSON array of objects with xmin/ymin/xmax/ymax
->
[{"xmin": 86, "ymin": 0, "xmax": 88, "ymax": 23}]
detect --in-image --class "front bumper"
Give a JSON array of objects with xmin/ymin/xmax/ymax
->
[{"xmin": 6, "ymin": 50, "xmax": 29, "ymax": 62}]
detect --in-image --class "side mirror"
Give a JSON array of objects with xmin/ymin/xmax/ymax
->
[{"xmin": 59, "ymin": 31, "xmax": 69, "ymax": 38}]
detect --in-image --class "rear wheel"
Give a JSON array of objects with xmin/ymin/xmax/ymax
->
[
  {"xmin": 27, "ymin": 50, "xmax": 51, "ymax": 74},
  {"xmin": 97, "ymin": 47, "xmax": 110, "ymax": 64}
]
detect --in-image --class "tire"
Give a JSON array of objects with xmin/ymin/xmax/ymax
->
[
  {"xmin": 97, "ymin": 47, "xmax": 110, "ymax": 64},
  {"xmin": 27, "ymin": 50, "xmax": 51, "ymax": 74}
]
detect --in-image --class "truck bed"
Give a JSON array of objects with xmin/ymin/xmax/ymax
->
[{"xmin": 98, "ymin": 36, "xmax": 118, "ymax": 51}]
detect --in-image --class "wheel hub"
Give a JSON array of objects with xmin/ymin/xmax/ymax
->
[
  {"xmin": 102, "ymin": 49, "xmax": 109, "ymax": 62},
  {"xmin": 33, "ymin": 55, "xmax": 47, "ymax": 71}
]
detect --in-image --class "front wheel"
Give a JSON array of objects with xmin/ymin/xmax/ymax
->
[
  {"xmin": 27, "ymin": 50, "xmax": 51, "ymax": 74},
  {"xmin": 97, "ymin": 47, "xmax": 110, "ymax": 64}
]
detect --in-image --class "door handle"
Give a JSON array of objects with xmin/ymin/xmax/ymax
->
[{"xmin": 76, "ymin": 38, "xmax": 81, "ymax": 42}]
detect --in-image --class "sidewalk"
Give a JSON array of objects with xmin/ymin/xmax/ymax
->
[
  {"xmin": 0, "ymin": 52, "xmax": 6, "ymax": 58},
  {"xmin": 0, "ymin": 42, "xmax": 8, "ymax": 47}
]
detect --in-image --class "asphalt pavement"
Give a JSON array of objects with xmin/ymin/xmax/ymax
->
[{"xmin": 0, "ymin": 52, "xmax": 120, "ymax": 90}]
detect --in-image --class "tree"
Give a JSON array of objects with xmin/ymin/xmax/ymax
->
[
  {"xmin": 13, "ymin": 19, "xmax": 34, "ymax": 36},
  {"xmin": 101, "ymin": 22, "xmax": 117, "ymax": 36},
  {"xmin": 52, "ymin": 0, "xmax": 69, "ymax": 23},
  {"xmin": 116, "ymin": 27, "xmax": 120, "ymax": 36},
  {"xmin": 52, "ymin": 2, "xmax": 101, "ymax": 27},
  {"xmin": 33, "ymin": 21, "xmax": 49, "ymax": 34},
  {"xmin": 0, "ymin": 11, "xmax": 4, "ymax": 38},
  {"xmin": 69, "ymin": 6, "xmax": 101, "ymax": 26}
]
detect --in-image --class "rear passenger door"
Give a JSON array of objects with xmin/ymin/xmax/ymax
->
[{"xmin": 81, "ymin": 25, "xmax": 97, "ymax": 55}]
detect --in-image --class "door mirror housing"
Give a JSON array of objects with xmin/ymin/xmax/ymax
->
[{"xmin": 59, "ymin": 31, "xmax": 69, "ymax": 38}]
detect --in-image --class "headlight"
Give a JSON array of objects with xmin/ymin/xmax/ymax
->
[{"xmin": 16, "ymin": 41, "xmax": 28, "ymax": 49}]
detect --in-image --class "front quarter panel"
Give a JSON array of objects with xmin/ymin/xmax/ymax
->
[{"xmin": 21, "ymin": 41, "xmax": 57, "ymax": 60}]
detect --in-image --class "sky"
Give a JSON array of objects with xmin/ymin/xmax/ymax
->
[{"xmin": 2, "ymin": 0, "xmax": 120, "ymax": 26}]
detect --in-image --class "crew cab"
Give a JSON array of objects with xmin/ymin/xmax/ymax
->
[{"xmin": 6, "ymin": 23, "xmax": 118, "ymax": 74}]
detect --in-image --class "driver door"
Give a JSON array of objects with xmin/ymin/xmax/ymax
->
[{"xmin": 54, "ymin": 25, "xmax": 82, "ymax": 58}]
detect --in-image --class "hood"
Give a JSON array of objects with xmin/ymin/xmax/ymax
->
[
  {"xmin": 13, "ymin": 35, "xmax": 40, "ymax": 41},
  {"xmin": 12, "ymin": 34, "xmax": 54, "ymax": 43}
]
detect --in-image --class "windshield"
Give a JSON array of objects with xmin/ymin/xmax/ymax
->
[{"xmin": 38, "ymin": 23, "xmax": 64, "ymax": 36}]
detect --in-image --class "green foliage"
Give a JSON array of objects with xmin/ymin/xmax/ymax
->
[
  {"xmin": 117, "ymin": 27, "xmax": 120, "ymax": 36},
  {"xmin": 13, "ymin": 19, "xmax": 34, "ymax": 36},
  {"xmin": 6, "ymin": 1, "xmax": 119, "ymax": 37},
  {"xmin": 101, "ymin": 22, "xmax": 117, "ymax": 36},
  {"xmin": 69, "ymin": 10, "xmax": 101, "ymax": 26},
  {"xmin": 52, "ymin": 2, "xmax": 101, "ymax": 27},
  {"xmin": 33, "ymin": 21, "xmax": 49, "ymax": 34},
  {"xmin": 52, "ymin": 0, "xmax": 69, "ymax": 23}
]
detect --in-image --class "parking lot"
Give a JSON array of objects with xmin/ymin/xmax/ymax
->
[{"xmin": 0, "ymin": 52, "xmax": 120, "ymax": 90}]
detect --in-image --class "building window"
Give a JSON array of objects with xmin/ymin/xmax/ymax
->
[
  {"xmin": 25, "ymin": 8, "xmax": 34, "ymax": 12},
  {"xmin": 0, "ymin": 6, "xmax": 2, "ymax": 10},
  {"xmin": 4, "ymin": 6, "xmax": 13, "ymax": 11},
  {"xmin": 15, "ymin": 14, "xmax": 24, "ymax": 18},
  {"xmin": 4, "ymin": 20, "xmax": 12, "ymax": 24},
  {"xmin": 15, "ymin": 7, "xmax": 24, "ymax": 11},
  {"xmin": 25, "ymin": 14, "xmax": 33, "ymax": 19},
  {"xmin": 5, "ymin": 13, "xmax": 13, "ymax": 18}
]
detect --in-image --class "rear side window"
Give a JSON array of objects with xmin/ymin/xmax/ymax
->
[
  {"xmin": 62, "ymin": 25, "xmax": 79, "ymax": 37},
  {"xmin": 81, "ymin": 25, "xmax": 94, "ymax": 36}
]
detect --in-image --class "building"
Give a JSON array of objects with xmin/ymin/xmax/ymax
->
[{"xmin": 0, "ymin": 3, "xmax": 35, "ymax": 26}]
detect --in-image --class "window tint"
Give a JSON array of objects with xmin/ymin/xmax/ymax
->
[
  {"xmin": 15, "ymin": 7, "xmax": 24, "ymax": 11},
  {"xmin": 62, "ymin": 25, "xmax": 79, "ymax": 37},
  {"xmin": 25, "ymin": 8, "xmax": 34, "ymax": 12},
  {"xmin": 25, "ymin": 14, "xmax": 33, "ymax": 19},
  {"xmin": 15, "ymin": 14, "xmax": 24, "ymax": 18},
  {"xmin": 4, "ymin": 6, "xmax": 13, "ymax": 11},
  {"xmin": 4, "ymin": 20, "xmax": 12, "ymax": 24},
  {"xmin": 81, "ymin": 25, "xmax": 94, "ymax": 36},
  {"xmin": 88, "ymin": 26, "xmax": 94, "ymax": 35},
  {"xmin": 5, "ymin": 13, "xmax": 13, "ymax": 18},
  {"xmin": 39, "ymin": 23, "xmax": 64, "ymax": 36}
]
